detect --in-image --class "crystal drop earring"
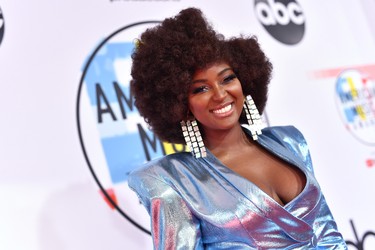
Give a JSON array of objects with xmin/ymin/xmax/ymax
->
[
  {"xmin": 181, "ymin": 119, "xmax": 206, "ymax": 158},
  {"xmin": 243, "ymin": 95, "xmax": 263, "ymax": 140}
]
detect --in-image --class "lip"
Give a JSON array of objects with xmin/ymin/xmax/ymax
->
[{"xmin": 211, "ymin": 102, "xmax": 234, "ymax": 117}]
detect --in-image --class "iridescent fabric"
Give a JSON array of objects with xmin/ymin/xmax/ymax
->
[{"xmin": 128, "ymin": 126, "xmax": 347, "ymax": 249}]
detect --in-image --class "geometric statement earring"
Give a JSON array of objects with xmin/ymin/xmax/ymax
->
[
  {"xmin": 180, "ymin": 119, "xmax": 207, "ymax": 158},
  {"xmin": 243, "ymin": 95, "xmax": 263, "ymax": 140}
]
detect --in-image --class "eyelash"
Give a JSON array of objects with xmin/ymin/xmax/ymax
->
[
  {"xmin": 191, "ymin": 74, "xmax": 237, "ymax": 94},
  {"xmin": 223, "ymin": 74, "xmax": 237, "ymax": 84},
  {"xmin": 191, "ymin": 86, "xmax": 208, "ymax": 94}
]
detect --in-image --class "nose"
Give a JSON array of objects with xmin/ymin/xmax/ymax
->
[{"xmin": 212, "ymin": 84, "xmax": 227, "ymax": 101}]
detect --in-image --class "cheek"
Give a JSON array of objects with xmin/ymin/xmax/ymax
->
[
  {"xmin": 235, "ymin": 82, "xmax": 244, "ymax": 95},
  {"xmin": 232, "ymin": 83, "xmax": 245, "ymax": 107},
  {"xmin": 188, "ymin": 96, "xmax": 207, "ymax": 115},
  {"xmin": 228, "ymin": 82, "xmax": 244, "ymax": 98}
]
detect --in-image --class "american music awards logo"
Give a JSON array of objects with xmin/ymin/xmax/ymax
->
[
  {"xmin": 334, "ymin": 69, "xmax": 375, "ymax": 146},
  {"xmin": 76, "ymin": 21, "xmax": 188, "ymax": 234}
]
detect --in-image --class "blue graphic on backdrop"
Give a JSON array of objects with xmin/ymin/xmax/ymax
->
[
  {"xmin": 83, "ymin": 42, "xmax": 165, "ymax": 183},
  {"xmin": 77, "ymin": 21, "xmax": 164, "ymax": 235}
]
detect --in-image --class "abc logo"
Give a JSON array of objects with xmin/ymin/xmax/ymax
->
[{"xmin": 254, "ymin": 0, "xmax": 305, "ymax": 45}]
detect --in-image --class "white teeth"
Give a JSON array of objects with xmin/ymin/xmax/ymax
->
[{"xmin": 213, "ymin": 104, "xmax": 232, "ymax": 114}]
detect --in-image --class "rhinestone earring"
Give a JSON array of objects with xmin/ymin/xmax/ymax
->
[
  {"xmin": 181, "ymin": 120, "xmax": 207, "ymax": 158},
  {"xmin": 243, "ymin": 95, "xmax": 263, "ymax": 140}
]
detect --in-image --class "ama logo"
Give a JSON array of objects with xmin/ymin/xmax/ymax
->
[
  {"xmin": 76, "ymin": 21, "xmax": 187, "ymax": 234},
  {"xmin": 254, "ymin": 0, "xmax": 305, "ymax": 45},
  {"xmin": 335, "ymin": 69, "xmax": 375, "ymax": 146},
  {"xmin": 0, "ymin": 6, "xmax": 4, "ymax": 47}
]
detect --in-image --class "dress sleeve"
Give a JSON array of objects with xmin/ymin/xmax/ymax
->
[
  {"xmin": 314, "ymin": 195, "xmax": 348, "ymax": 249},
  {"xmin": 278, "ymin": 125, "xmax": 315, "ymax": 174},
  {"xmin": 128, "ymin": 171, "xmax": 203, "ymax": 250},
  {"xmin": 278, "ymin": 126, "xmax": 348, "ymax": 248}
]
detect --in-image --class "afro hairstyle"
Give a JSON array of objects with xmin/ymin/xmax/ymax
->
[{"xmin": 131, "ymin": 7, "xmax": 272, "ymax": 144}]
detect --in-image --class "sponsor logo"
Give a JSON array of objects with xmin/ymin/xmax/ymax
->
[
  {"xmin": 254, "ymin": 0, "xmax": 305, "ymax": 45},
  {"xmin": 335, "ymin": 69, "xmax": 375, "ymax": 146},
  {"xmin": 0, "ymin": 7, "xmax": 4, "ymax": 47},
  {"xmin": 346, "ymin": 219, "xmax": 375, "ymax": 250}
]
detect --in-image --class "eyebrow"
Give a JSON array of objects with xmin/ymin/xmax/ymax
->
[{"xmin": 192, "ymin": 67, "xmax": 232, "ymax": 84}]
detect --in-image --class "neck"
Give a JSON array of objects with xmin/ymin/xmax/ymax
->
[{"xmin": 204, "ymin": 123, "xmax": 252, "ymax": 157}]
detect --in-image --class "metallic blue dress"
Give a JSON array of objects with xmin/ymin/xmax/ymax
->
[{"xmin": 128, "ymin": 126, "xmax": 347, "ymax": 249}]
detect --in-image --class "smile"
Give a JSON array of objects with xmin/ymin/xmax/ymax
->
[{"xmin": 212, "ymin": 103, "xmax": 233, "ymax": 115}]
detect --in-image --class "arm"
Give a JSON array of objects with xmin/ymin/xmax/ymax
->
[{"xmin": 128, "ymin": 172, "xmax": 203, "ymax": 250}]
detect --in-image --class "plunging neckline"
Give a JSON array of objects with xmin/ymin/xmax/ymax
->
[
  {"xmin": 201, "ymin": 127, "xmax": 309, "ymax": 209},
  {"xmin": 199, "ymin": 129, "xmax": 318, "ymax": 242}
]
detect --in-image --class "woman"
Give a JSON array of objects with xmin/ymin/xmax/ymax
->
[{"xmin": 128, "ymin": 7, "xmax": 347, "ymax": 249}]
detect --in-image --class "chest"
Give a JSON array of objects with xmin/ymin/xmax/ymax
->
[{"xmin": 220, "ymin": 145, "xmax": 307, "ymax": 206}]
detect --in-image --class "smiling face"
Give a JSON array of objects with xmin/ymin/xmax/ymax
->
[{"xmin": 188, "ymin": 62, "xmax": 245, "ymax": 136}]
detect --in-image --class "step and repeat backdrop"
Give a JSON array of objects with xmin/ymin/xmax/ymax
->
[{"xmin": 0, "ymin": 0, "xmax": 374, "ymax": 249}]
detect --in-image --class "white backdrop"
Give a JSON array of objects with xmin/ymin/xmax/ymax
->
[{"xmin": 0, "ymin": 0, "xmax": 374, "ymax": 249}]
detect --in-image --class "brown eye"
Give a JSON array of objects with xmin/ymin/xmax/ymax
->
[
  {"xmin": 222, "ymin": 74, "xmax": 237, "ymax": 84},
  {"xmin": 191, "ymin": 86, "xmax": 209, "ymax": 94}
]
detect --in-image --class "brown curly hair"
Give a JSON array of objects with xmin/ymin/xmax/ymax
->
[{"xmin": 131, "ymin": 8, "xmax": 272, "ymax": 144}]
